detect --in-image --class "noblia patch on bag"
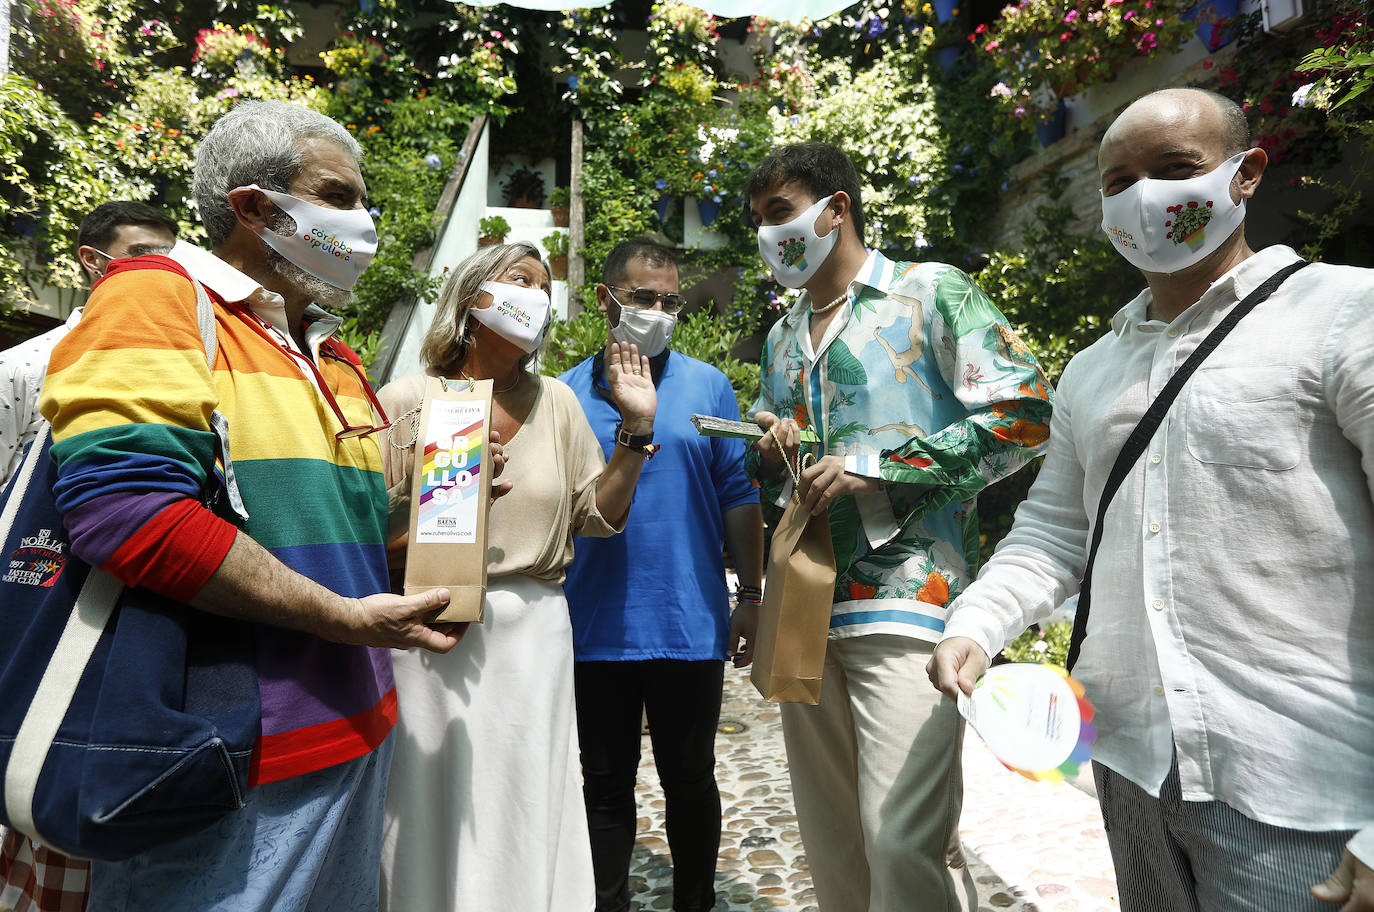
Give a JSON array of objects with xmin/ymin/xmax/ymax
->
[{"xmin": 4, "ymin": 528, "xmax": 67, "ymax": 588}]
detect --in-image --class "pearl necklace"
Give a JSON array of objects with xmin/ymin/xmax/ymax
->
[{"xmin": 810, "ymin": 290, "xmax": 849, "ymax": 317}]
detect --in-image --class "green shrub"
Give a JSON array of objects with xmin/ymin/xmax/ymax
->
[
  {"xmin": 478, "ymin": 215, "xmax": 511, "ymax": 240},
  {"xmin": 1001, "ymin": 621, "xmax": 1071, "ymax": 667},
  {"xmin": 542, "ymin": 231, "xmax": 569, "ymax": 257}
]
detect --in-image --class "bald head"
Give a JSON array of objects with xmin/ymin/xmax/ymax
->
[
  {"xmin": 1098, "ymin": 88, "xmax": 1260, "ymax": 201},
  {"xmin": 1106, "ymin": 88, "xmax": 1249, "ymax": 159}
]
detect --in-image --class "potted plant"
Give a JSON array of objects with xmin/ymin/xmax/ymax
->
[
  {"xmin": 542, "ymin": 231, "xmax": 570, "ymax": 280},
  {"xmin": 501, "ymin": 167, "xmax": 546, "ymax": 209},
  {"xmin": 478, "ymin": 215, "xmax": 510, "ymax": 248},
  {"xmin": 549, "ymin": 186, "xmax": 571, "ymax": 228},
  {"xmin": 975, "ymin": 0, "xmax": 1197, "ymax": 137}
]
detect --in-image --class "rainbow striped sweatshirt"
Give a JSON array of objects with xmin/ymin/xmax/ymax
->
[{"xmin": 39, "ymin": 245, "xmax": 395, "ymax": 785}]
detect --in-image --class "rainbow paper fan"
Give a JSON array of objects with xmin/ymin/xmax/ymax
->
[{"xmin": 956, "ymin": 663, "xmax": 1096, "ymax": 784}]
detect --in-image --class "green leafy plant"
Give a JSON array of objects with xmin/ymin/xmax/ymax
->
[
  {"xmin": 1001, "ymin": 621, "xmax": 1071, "ymax": 665},
  {"xmin": 1214, "ymin": 2, "xmax": 1370, "ymax": 263},
  {"xmin": 549, "ymin": 185, "xmax": 571, "ymax": 209},
  {"xmin": 479, "ymin": 214, "xmax": 511, "ymax": 240},
  {"xmin": 541, "ymin": 231, "xmax": 569, "ymax": 257},
  {"xmin": 541, "ymin": 309, "xmax": 607, "ymax": 378},
  {"xmin": 500, "ymin": 167, "xmax": 545, "ymax": 208}
]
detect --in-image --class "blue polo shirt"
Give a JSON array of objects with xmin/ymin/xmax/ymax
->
[{"xmin": 560, "ymin": 350, "xmax": 759, "ymax": 661}]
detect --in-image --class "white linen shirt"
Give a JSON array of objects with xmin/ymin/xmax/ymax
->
[
  {"xmin": 0, "ymin": 309, "xmax": 82, "ymax": 487},
  {"xmin": 942, "ymin": 245, "xmax": 1374, "ymax": 864}
]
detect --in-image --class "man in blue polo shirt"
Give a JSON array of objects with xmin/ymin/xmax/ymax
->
[{"xmin": 561, "ymin": 238, "xmax": 764, "ymax": 912}]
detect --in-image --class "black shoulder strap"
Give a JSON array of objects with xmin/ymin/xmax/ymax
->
[{"xmin": 1065, "ymin": 259, "xmax": 1308, "ymax": 671}]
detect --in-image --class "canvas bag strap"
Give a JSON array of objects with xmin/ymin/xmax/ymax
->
[
  {"xmin": 1065, "ymin": 260, "xmax": 1308, "ymax": 671},
  {"xmin": 3, "ymin": 276, "xmax": 236, "ymax": 849},
  {"xmin": 193, "ymin": 278, "xmax": 249, "ymax": 524}
]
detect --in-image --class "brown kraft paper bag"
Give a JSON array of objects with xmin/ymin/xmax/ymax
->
[
  {"xmin": 751, "ymin": 493, "xmax": 837, "ymax": 704},
  {"xmin": 402, "ymin": 376, "xmax": 494, "ymax": 622}
]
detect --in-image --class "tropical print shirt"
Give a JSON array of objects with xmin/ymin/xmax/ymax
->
[{"xmin": 746, "ymin": 250, "xmax": 1053, "ymax": 643}]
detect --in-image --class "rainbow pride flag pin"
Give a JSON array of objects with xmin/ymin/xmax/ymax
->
[{"xmin": 956, "ymin": 663, "xmax": 1096, "ymax": 784}]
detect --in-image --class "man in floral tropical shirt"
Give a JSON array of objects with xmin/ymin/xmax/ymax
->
[{"xmin": 744, "ymin": 141, "xmax": 1053, "ymax": 912}]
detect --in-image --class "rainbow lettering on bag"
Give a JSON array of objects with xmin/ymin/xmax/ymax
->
[{"xmin": 417, "ymin": 407, "xmax": 485, "ymax": 544}]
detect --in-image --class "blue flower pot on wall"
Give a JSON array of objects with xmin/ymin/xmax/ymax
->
[
  {"xmin": 935, "ymin": 45, "xmax": 962, "ymax": 72},
  {"xmin": 652, "ymin": 195, "xmax": 671, "ymax": 222},
  {"xmin": 932, "ymin": 0, "xmax": 958, "ymax": 23},
  {"xmin": 698, "ymin": 198, "xmax": 722, "ymax": 227},
  {"xmin": 1183, "ymin": 0, "xmax": 1239, "ymax": 51},
  {"xmin": 1035, "ymin": 100, "xmax": 1068, "ymax": 148}
]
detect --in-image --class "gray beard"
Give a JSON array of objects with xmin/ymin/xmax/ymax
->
[{"xmin": 264, "ymin": 212, "xmax": 352, "ymax": 311}]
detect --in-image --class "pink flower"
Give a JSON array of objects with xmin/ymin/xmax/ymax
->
[
  {"xmin": 1013, "ymin": 106, "xmax": 1027, "ymax": 117},
  {"xmin": 1202, "ymin": 59, "xmax": 1214, "ymax": 68},
  {"xmin": 985, "ymin": 39, "xmax": 1001, "ymax": 50},
  {"xmin": 1060, "ymin": 30, "xmax": 1072, "ymax": 40},
  {"xmin": 1064, "ymin": 9, "xmax": 1078, "ymax": 21},
  {"xmin": 1123, "ymin": 9, "xmax": 1136, "ymax": 19}
]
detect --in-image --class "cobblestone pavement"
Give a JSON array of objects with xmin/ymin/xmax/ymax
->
[{"xmin": 629, "ymin": 664, "xmax": 1119, "ymax": 912}]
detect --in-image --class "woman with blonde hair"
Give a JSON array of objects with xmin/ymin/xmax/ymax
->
[{"xmin": 377, "ymin": 242, "xmax": 656, "ymax": 911}]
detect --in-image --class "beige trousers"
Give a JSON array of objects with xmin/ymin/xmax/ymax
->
[{"xmin": 780, "ymin": 635, "xmax": 976, "ymax": 912}]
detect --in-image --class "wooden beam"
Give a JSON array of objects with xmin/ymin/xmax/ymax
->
[{"xmin": 568, "ymin": 119, "xmax": 585, "ymax": 318}]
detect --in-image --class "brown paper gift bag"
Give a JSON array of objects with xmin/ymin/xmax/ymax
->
[
  {"xmin": 402, "ymin": 376, "xmax": 494, "ymax": 622},
  {"xmin": 750, "ymin": 480, "xmax": 837, "ymax": 704}
]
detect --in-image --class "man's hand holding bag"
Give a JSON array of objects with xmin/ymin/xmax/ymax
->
[{"xmin": 750, "ymin": 441, "xmax": 837, "ymax": 705}]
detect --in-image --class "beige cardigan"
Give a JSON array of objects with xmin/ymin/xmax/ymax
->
[{"xmin": 379, "ymin": 371, "xmax": 618, "ymax": 584}]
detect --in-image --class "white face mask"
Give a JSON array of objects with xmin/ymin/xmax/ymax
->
[
  {"xmin": 609, "ymin": 293, "xmax": 676, "ymax": 358},
  {"xmin": 1100, "ymin": 152, "xmax": 1248, "ymax": 275},
  {"xmin": 757, "ymin": 195, "xmax": 839, "ymax": 289},
  {"xmin": 245, "ymin": 184, "xmax": 378, "ymax": 290},
  {"xmin": 470, "ymin": 280, "xmax": 551, "ymax": 354}
]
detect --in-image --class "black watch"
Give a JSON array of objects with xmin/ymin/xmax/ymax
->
[{"xmin": 615, "ymin": 424, "xmax": 655, "ymax": 450}]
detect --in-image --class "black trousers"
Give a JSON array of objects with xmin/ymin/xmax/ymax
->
[{"xmin": 573, "ymin": 659, "xmax": 724, "ymax": 912}]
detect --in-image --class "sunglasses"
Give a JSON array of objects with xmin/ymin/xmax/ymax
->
[{"xmin": 608, "ymin": 286, "xmax": 686, "ymax": 315}]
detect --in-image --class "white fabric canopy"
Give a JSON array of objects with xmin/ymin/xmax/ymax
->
[{"xmin": 459, "ymin": 0, "xmax": 860, "ymax": 21}]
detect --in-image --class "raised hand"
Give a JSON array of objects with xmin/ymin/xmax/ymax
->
[{"xmin": 605, "ymin": 341, "xmax": 656, "ymax": 434}]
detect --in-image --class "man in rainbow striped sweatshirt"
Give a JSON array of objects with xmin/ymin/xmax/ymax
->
[{"xmin": 37, "ymin": 101, "xmax": 464, "ymax": 911}]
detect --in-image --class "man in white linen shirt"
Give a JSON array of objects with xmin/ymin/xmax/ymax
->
[
  {"xmin": 929, "ymin": 87, "xmax": 1374, "ymax": 912},
  {"xmin": 0, "ymin": 200, "xmax": 177, "ymax": 487}
]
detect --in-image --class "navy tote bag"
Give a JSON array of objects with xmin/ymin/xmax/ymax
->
[{"xmin": 0, "ymin": 278, "xmax": 259, "ymax": 861}]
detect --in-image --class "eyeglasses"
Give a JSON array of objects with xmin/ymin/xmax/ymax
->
[
  {"xmin": 242, "ymin": 310, "xmax": 392, "ymax": 441},
  {"xmin": 608, "ymin": 286, "xmax": 686, "ymax": 315}
]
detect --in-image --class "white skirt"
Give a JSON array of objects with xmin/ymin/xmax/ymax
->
[{"xmin": 380, "ymin": 576, "xmax": 594, "ymax": 912}]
